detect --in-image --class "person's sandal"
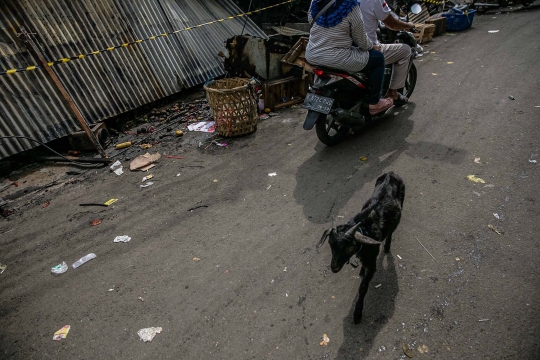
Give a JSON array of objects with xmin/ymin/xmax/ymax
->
[
  {"xmin": 369, "ymin": 98, "xmax": 394, "ymax": 115},
  {"xmin": 393, "ymin": 93, "xmax": 408, "ymax": 106}
]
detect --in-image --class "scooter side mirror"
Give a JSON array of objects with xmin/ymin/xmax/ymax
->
[{"xmin": 410, "ymin": 3, "xmax": 422, "ymax": 14}]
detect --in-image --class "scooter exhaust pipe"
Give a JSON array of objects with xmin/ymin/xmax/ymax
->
[{"xmin": 333, "ymin": 108, "xmax": 366, "ymax": 127}]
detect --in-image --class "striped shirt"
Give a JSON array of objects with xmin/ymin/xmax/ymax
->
[{"xmin": 305, "ymin": 1, "xmax": 373, "ymax": 73}]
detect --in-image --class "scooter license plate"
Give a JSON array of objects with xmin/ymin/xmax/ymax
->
[{"xmin": 303, "ymin": 93, "xmax": 334, "ymax": 115}]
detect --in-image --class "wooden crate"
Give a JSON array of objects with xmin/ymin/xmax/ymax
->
[
  {"xmin": 413, "ymin": 23, "xmax": 436, "ymax": 44},
  {"xmin": 281, "ymin": 37, "xmax": 315, "ymax": 75},
  {"xmin": 262, "ymin": 76, "xmax": 304, "ymax": 111},
  {"xmin": 426, "ymin": 17, "xmax": 446, "ymax": 36},
  {"xmin": 280, "ymin": 37, "xmax": 315, "ymax": 99}
]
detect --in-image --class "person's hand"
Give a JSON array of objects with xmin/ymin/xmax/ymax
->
[
  {"xmin": 407, "ymin": 22, "xmax": 415, "ymax": 30},
  {"xmin": 373, "ymin": 45, "xmax": 382, "ymax": 51}
]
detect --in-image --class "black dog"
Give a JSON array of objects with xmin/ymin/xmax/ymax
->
[{"xmin": 316, "ymin": 172, "xmax": 405, "ymax": 323}]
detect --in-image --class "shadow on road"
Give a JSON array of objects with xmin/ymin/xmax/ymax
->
[
  {"xmin": 293, "ymin": 104, "xmax": 416, "ymax": 224},
  {"xmin": 294, "ymin": 103, "xmax": 468, "ymax": 225},
  {"xmin": 335, "ymin": 253, "xmax": 399, "ymax": 359}
]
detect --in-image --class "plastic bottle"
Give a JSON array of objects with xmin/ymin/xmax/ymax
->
[{"xmin": 72, "ymin": 253, "xmax": 97, "ymax": 269}]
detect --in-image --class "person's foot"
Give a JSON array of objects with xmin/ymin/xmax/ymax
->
[
  {"xmin": 385, "ymin": 90, "xmax": 408, "ymax": 106},
  {"xmin": 369, "ymin": 98, "xmax": 393, "ymax": 115},
  {"xmin": 393, "ymin": 93, "xmax": 408, "ymax": 106}
]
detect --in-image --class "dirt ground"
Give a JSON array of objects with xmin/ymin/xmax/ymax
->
[{"xmin": 1, "ymin": 8, "xmax": 540, "ymax": 360}]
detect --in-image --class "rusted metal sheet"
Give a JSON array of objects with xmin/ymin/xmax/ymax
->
[
  {"xmin": 0, "ymin": 0, "xmax": 266, "ymax": 159},
  {"xmin": 20, "ymin": 26, "xmax": 107, "ymax": 157},
  {"xmin": 0, "ymin": 7, "xmax": 79, "ymax": 158}
]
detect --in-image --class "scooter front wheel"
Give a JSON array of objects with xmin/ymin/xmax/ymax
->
[
  {"xmin": 315, "ymin": 112, "xmax": 349, "ymax": 146},
  {"xmin": 401, "ymin": 62, "xmax": 417, "ymax": 99}
]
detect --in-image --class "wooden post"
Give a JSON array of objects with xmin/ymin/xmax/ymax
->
[{"xmin": 19, "ymin": 26, "xmax": 107, "ymax": 158}]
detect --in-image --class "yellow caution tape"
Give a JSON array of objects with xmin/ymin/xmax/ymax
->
[{"xmin": 0, "ymin": 0, "xmax": 293, "ymax": 76}]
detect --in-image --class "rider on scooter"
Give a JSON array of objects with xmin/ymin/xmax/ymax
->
[
  {"xmin": 305, "ymin": 0, "xmax": 394, "ymax": 115},
  {"xmin": 359, "ymin": 0, "xmax": 415, "ymax": 105}
]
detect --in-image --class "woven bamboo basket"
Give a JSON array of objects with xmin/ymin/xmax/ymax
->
[{"xmin": 204, "ymin": 78, "xmax": 258, "ymax": 137}]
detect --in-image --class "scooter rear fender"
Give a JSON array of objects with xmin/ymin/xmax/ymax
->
[{"xmin": 303, "ymin": 110, "xmax": 320, "ymax": 130}]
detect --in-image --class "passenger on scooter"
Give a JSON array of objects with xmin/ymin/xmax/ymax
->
[
  {"xmin": 360, "ymin": 0, "xmax": 415, "ymax": 105},
  {"xmin": 305, "ymin": 0, "xmax": 394, "ymax": 115}
]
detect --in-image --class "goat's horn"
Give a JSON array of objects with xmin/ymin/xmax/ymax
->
[
  {"xmin": 354, "ymin": 232, "xmax": 382, "ymax": 246},
  {"xmin": 344, "ymin": 222, "xmax": 362, "ymax": 238},
  {"xmin": 316, "ymin": 229, "xmax": 330, "ymax": 249}
]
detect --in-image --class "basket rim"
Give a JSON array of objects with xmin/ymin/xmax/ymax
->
[
  {"xmin": 204, "ymin": 84, "xmax": 251, "ymax": 94},
  {"xmin": 204, "ymin": 77, "xmax": 253, "ymax": 94}
]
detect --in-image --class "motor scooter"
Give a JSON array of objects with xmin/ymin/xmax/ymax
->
[{"xmin": 302, "ymin": 2, "xmax": 422, "ymax": 146}]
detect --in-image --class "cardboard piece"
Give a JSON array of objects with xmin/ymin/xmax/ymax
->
[{"xmin": 130, "ymin": 153, "xmax": 161, "ymax": 171}]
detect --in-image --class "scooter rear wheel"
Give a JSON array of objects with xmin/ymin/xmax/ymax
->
[{"xmin": 315, "ymin": 112, "xmax": 349, "ymax": 146}]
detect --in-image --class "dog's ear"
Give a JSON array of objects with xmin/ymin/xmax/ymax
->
[{"xmin": 316, "ymin": 229, "xmax": 331, "ymax": 249}]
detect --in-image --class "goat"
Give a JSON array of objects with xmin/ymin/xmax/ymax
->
[{"xmin": 316, "ymin": 172, "xmax": 405, "ymax": 324}]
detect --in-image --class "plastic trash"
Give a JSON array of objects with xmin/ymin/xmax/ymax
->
[
  {"xmin": 72, "ymin": 253, "xmax": 97, "ymax": 269},
  {"xmin": 114, "ymin": 235, "xmax": 131, "ymax": 243},
  {"xmin": 448, "ymin": 4, "xmax": 468, "ymax": 14},
  {"xmin": 51, "ymin": 262, "xmax": 68, "ymax": 274},
  {"xmin": 138, "ymin": 327, "xmax": 162, "ymax": 342},
  {"xmin": 187, "ymin": 121, "xmax": 215, "ymax": 133},
  {"xmin": 466, "ymin": 175, "xmax": 485, "ymax": 183},
  {"xmin": 53, "ymin": 325, "xmax": 70, "ymax": 341},
  {"xmin": 104, "ymin": 199, "xmax": 118, "ymax": 206},
  {"xmin": 115, "ymin": 142, "xmax": 132, "ymax": 149},
  {"xmin": 418, "ymin": 345, "xmax": 429, "ymax": 354},
  {"xmin": 110, "ymin": 160, "xmax": 123, "ymax": 176},
  {"xmin": 140, "ymin": 182, "xmax": 154, "ymax": 188},
  {"xmin": 402, "ymin": 343, "xmax": 415, "ymax": 358},
  {"xmin": 319, "ymin": 334, "xmax": 330, "ymax": 346},
  {"xmin": 488, "ymin": 224, "xmax": 503, "ymax": 235}
]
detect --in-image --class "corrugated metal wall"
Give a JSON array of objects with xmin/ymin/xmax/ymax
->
[{"xmin": 0, "ymin": 0, "xmax": 266, "ymax": 159}]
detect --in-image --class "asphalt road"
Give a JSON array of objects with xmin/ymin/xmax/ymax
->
[{"xmin": 1, "ymin": 8, "xmax": 539, "ymax": 360}]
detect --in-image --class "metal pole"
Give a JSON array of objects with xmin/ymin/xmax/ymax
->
[{"xmin": 19, "ymin": 26, "xmax": 108, "ymax": 158}]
